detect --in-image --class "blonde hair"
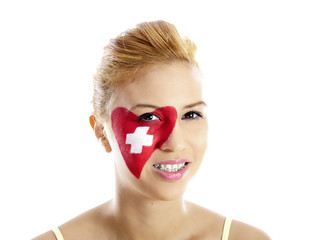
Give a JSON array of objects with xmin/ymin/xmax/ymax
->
[{"xmin": 92, "ymin": 20, "xmax": 199, "ymax": 124}]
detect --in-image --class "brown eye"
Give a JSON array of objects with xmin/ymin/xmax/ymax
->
[
  {"xmin": 182, "ymin": 111, "xmax": 203, "ymax": 120},
  {"xmin": 138, "ymin": 113, "xmax": 160, "ymax": 122}
]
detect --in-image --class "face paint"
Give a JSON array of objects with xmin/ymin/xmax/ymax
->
[{"xmin": 111, "ymin": 106, "xmax": 177, "ymax": 179}]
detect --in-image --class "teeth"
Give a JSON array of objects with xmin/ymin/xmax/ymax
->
[
  {"xmin": 154, "ymin": 162, "xmax": 187, "ymax": 172},
  {"xmin": 172, "ymin": 164, "xmax": 178, "ymax": 172}
]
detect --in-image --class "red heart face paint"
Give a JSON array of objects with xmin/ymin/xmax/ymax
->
[{"xmin": 111, "ymin": 106, "xmax": 177, "ymax": 179}]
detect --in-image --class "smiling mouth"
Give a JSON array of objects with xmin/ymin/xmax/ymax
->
[{"xmin": 153, "ymin": 162, "xmax": 189, "ymax": 172}]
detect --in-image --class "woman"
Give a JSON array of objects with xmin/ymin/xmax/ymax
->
[{"xmin": 33, "ymin": 20, "xmax": 270, "ymax": 240}]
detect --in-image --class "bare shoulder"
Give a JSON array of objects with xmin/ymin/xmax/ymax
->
[
  {"xmin": 184, "ymin": 201, "xmax": 226, "ymax": 238},
  {"xmin": 58, "ymin": 202, "xmax": 111, "ymax": 239},
  {"xmin": 32, "ymin": 202, "xmax": 111, "ymax": 240},
  {"xmin": 184, "ymin": 201, "xmax": 270, "ymax": 240},
  {"xmin": 229, "ymin": 219, "xmax": 271, "ymax": 240}
]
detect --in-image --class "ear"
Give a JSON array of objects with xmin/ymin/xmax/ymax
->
[{"xmin": 89, "ymin": 115, "xmax": 112, "ymax": 153}]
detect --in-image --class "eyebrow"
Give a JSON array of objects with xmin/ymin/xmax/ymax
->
[
  {"xmin": 183, "ymin": 101, "xmax": 207, "ymax": 109},
  {"xmin": 129, "ymin": 104, "xmax": 160, "ymax": 111},
  {"xmin": 130, "ymin": 101, "xmax": 207, "ymax": 111}
]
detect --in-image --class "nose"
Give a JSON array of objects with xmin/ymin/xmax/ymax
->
[{"xmin": 159, "ymin": 124, "xmax": 186, "ymax": 152}]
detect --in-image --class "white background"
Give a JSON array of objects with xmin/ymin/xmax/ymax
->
[{"xmin": 0, "ymin": 0, "xmax": 319, "ymax": 239}]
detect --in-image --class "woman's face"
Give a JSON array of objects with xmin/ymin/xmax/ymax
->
[{"xmin": 104, "ymin": 62, "xmax": 208, "ymax": 201}]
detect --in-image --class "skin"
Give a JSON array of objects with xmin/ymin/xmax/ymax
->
[{"xmin": 33, "ymin": 62, "xmax": 270, "ymax": 240}]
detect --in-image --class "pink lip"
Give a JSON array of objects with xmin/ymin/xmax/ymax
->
[{"xmin": 152, "ymin": 159, "xmax": 191, "ymax": 181}]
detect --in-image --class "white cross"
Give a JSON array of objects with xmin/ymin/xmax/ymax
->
[{"xmin": 125, "ymin": 127, "xmax": 154, "ymax": 154}]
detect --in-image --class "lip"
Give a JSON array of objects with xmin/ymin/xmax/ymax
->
[{"xmin": 152, "ymin": 159, "xmax": 191, "ymax": 181}]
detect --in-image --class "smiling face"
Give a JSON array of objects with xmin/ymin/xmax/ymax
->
[{"xmin": 104, "ymin": 62, "xmax": 208, "ymax": 200}]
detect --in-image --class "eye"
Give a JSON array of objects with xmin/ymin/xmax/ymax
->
[
  {"xmin": 182, "ymin": 111, "xmax": 203, "ymax": 120},
  {"xmin": 138, "ymin": 113, "xmax": 161, "ymax": 122}
]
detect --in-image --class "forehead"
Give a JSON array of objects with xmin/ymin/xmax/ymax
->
[{"xmin": 113, "ymin": 62, "xmax": 203, "ymax": 110}]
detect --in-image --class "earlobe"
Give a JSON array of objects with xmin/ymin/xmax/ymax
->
[
  {"xmin": 89, "ymin": 115, "xmax": 95, "ymax": 130},
  {"xmin": 89, "ymin": 115, "xmax": 112, "ymax": 153}
]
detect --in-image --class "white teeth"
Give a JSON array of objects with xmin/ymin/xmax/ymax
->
[
  {"xmin": 172, "ymin": 164, "xmax": 178, "ymax": 172},
  {"xmin": 154, "ymin": 162, "xmax": 188, "ymax": 172}
]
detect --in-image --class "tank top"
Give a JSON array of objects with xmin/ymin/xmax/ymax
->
[
  {"xmin": 52, "ymin": 217, "xmax": 232, "ymax": 240},
  {"xmin": 52, "ymin": 227, "xmax": 64, "ymax": 240},
  {"xmin": 222, "ymin": 217, "xmax": 232, "ymax": 240}
]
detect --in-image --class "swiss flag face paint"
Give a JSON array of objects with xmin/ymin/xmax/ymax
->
[{"xmin": 111, "ymin": 106, "xmax": 177, "ymax": 179}]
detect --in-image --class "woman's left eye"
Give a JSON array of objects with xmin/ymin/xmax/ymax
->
[
  {"xmin": 182, "ymin": 111, "xmax": 203, "ymax": 120},
  {"xmin": 138, "ymin": 113, "xmax": 161, "ymax": 122}
]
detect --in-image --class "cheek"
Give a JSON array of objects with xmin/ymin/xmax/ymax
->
[
  {"xmin": 111, "ymin": 107, "xmax": 177, "ymax": 179},
  {"xmin": 186, "ymin": 121, "xmax": 208, "ymax": 155}
]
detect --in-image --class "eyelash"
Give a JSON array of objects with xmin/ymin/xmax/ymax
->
[
  {"xmin": 138, "ymin": 110, "xmax": 203, "ymax": 122},
  {"xmin": 182, "ymin": 110, "xmax": 203, "ymax": 120},
  {"xmin": 138, "ymin": 113, "xmax": 161, "ymax": 122}
]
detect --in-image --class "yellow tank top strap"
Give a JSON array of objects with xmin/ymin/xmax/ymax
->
[
  {"xmin": 221, "ymin": 217, "xmax": 232, "ymax": 240},
  {"xmin": 52, "ymin": 227, "xmax": 64, "ymax": 240}
]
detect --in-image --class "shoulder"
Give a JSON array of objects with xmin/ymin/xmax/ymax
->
[
  {"xmin": 184, "ymin": 201, "xmax": 226, "ymax": 238},
  {"xmin": 32, "ymin": 202, "xmax": 112, "ymax": 240},
  {"xmin": 229, "ymin": 219, "xmax": 271, "ymax": 240},
  {"xmin": 57, "ymin": 203, "xmax": 112, "ymax": 239},
  {"xmin": 184, "ymin": 201, "xmax": 271, "ymax": 240}
]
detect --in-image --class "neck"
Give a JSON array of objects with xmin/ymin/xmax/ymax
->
[{"xmin": 111, "ymin": 185, "xmax": 187, "ymax": 239}]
